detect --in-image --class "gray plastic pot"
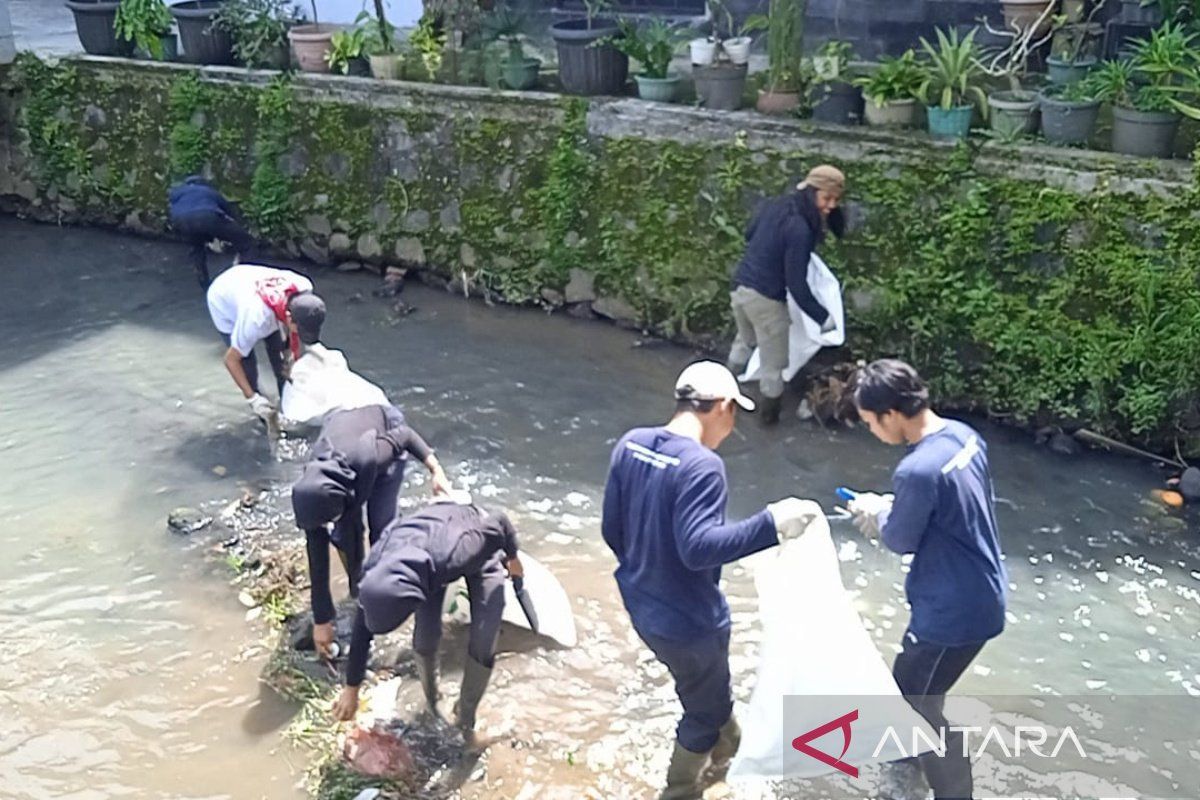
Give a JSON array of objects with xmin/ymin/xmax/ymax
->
[
  {"xmin": 170, "ymin": 0, "xmax": 234, "ymax": 65},
  {"xmin": 635, "ymin": 73, "xmax": 681, "ymax": 103},
  {"xmin": 812, "ymin": 81, "xmax": 864, "ymax": 125},
  {"xmin": 1038, "ymin": 90, "xmax": 1100, "ymax": 145},
  {"xmin": 550, "ymin": 18, "xmax": 628, "ymax": 96},
  {"xmin": 1046, "ymin": 55, "xmax": 1096, "ymax": 86},
  {"xmin": 65, "ymin": 0, "xmax": 133, "ymax": 56},
  {"xmin": 864, "ymin": 98, "xmax": 917, "ymax": 127},
  {"xmin": 1111, "ymin": 106, "xmax": 1180, "ymax": 158},
  {"xmin": 988, "ymin": 90, "xmax": 1039, "ymax": 137},
  {"xmin": 693, "ymin": 63, "xmax": 747, "ymax": 111}
]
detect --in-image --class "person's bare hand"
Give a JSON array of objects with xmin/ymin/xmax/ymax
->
[
  {"xmin": 332, "ymin": 686, "xmax": 360, "ymax": 721},
  {"xmin": 431, "ymin": 469, "xmax": 453, "ymax": 497},
  {"xmin": 312, "ymin": 621, "xmax": 335, "ymax": 659},
  {"xmin": 505, "ymin": 555, "xmax": 524, "ymax": 580}
]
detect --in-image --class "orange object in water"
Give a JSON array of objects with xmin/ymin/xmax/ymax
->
[{"xmin": 1152, "ymin": 489, "xmax": 1185, "ymax": 508}]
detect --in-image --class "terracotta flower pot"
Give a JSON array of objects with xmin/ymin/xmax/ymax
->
[
  {"xmin": 289, "ymin": 23, "xmax": 337, "ymax": 74},
  {"xmin": 756, "ymin": 88, "xmax": 800, "ymax": 115}
]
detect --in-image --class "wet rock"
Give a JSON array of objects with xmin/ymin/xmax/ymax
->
[
  {"xmin": 565, "ymin": 268, "xmax": 595, "ymax": 304},
  {"xmin": 391, "ymin": 300, "xmax": 417, "ymax": 317},
  {"xmin": 167, "ymin": 507, "xmax": 212, "ymax": 535},
  {"xmin": 1179, "ymin": 467, "xmax": 1200, "ymax": 501},
  {"xmin": 403, "ymin": 209, "xmax": 431, "ymax": 233},
  {"xmin": 83, "ymin": 105, "xmax": 107, "ymax": 128},
  {"xmin": 566, "ymin": 301, "xmax": 596, "ymax": 320},
  {"xmin": 356, "ymin": 233, "xmax": 382, "ymax": 260},
  {"xmin": 394, "ymin": 237, "xmax": 425, "ymax": 265},
  {"xmin": 212, "ymin": 465, "xmax": 228, "ymax": 477},
  {"xmin": 439, "ymin": 201, "xmax": 461, "ymax": 231},
  {"xmin": 324, "ymin": 152, "xmax": 351, "ymax": 180},
  {"xmin": 1049, "ymin": 432, "xmax": 1082, "ymax": 456},
  {"xmin": 592, "ymin": 295, "xmax": 638, "ymax": 325},
  {"xmin": 337, "ymin": 261, "xmax": 363, "ymax": 273},
  {"xmin": 460, "ymin": 243, "xmax": 477, "ymax": 268},
  {"xmin": 329, "ymin": 232, "xmax": 353, "ymax": 256},
  {"xmin": 304, "ymin": 214, "xmax": 332, "ymax": 238},
  {"xmin": 370, "ymin": 202, "xmax": 393, "ymax": 230},
  {"xmin": 541, "ymin": 288, "xmax": 564, "ymax": 306},
  {"xmin": 374, "ymin": 268, "xmax": 407, "ymax": 298},
  {"xmin": 299, "ymin": 237, "xmax": 329, "ymax": 264}
]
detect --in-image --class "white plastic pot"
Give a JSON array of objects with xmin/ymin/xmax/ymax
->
[
  {"xmin": 722, "ymin": 36, "xmax": 751, "ymax": 65},
  {"xmin": 690, "ymin": 37, "xmax": 717, "ymax": 66}
]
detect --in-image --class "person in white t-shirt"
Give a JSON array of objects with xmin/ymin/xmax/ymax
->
[{"xmin": 205, "ymin": 263, "xmax": 324, "ymax": 420}]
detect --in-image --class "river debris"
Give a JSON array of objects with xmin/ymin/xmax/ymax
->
[{"xmin": 167, "ymin": 507, "xmax": 212, "ymax": 535}]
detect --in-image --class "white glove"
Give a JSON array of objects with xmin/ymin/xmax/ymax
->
[
  {"xmin": 847, "ymin": 492, "xmax": 894, "ymax": 538},
  {"xmin": 768, "ymin": 497, "xmax": 824, "ymax": 541},
  {"xmin": 247, "ymin": 393, "xmax": 275, "ymax": 420}
]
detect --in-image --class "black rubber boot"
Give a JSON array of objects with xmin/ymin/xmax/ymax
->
[
  {"xmin": 452, "ymin": 655, "xmax": 493, "ymax": 733},
  {"xmin": 706, "ymin": 715, "xmax": 741, "ymax": 782},
  {"xmin": 659, "ymin": 742, "xmax": 710, "ymax": 800},
  {"xmin": 759, "ymin": 394, "xmax": 782, "ymax": 426}
]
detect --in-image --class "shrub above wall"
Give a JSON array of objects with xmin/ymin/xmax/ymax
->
[{"xmin": 3, "ymin": 54, "xmax": 1200, "ymax": 449}]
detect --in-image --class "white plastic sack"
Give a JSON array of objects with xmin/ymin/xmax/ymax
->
[
  {"xmin": 742, "ymin": 253, "xmax": 845, "ymax": 384},
  {"xmin": 441, "ymin": 551, "xmax": 577, "ymax": 648},
  {"xmin": 728, "ymin": 514, "xmax": 933, "ymax": 782}
]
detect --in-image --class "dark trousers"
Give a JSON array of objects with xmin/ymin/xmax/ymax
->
[
  {"xmin": 173, "ymin": 210, "xmax": 254, "ymax": 288},
  {"xmin": 638, "ymin": 626, "xmax": 733, "ymax": 754},
  {"xmin": 220, "ymin": 331, "xmax": 287, "ymax": 398},
  {"xmin": 413, "ymin": 554, "xmax": 507, "ymax": 667},
  {"xmin": 893, "ymin": 629, "xmax": 985, "ymax": 800}
]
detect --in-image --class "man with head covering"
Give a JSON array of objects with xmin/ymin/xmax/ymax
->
[
  {"xmin": 331, "ymin": 497, "xmax": 524, "ymax": 748},
  {"xmin": 726, "ymin": 164, "xmax": 847, "ymax": 425},
  {"xmin": 205, "ymin": 263, "xmax": 326, "ymax": 421},
  {"xmin": 291, "ymin": 402, "xmax": 452, "ymax": 659}
]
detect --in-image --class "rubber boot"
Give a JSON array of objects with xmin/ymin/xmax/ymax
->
[
  {"xmin": 706, "ymin": 716, "xmax": 741, "ymax": 782},
  {"xmin": 659, "ymin": 742, "xmax": 710, "ymax": 800},
  {"xmin": 759, "ymin": 394, "xmax": 782, "ymax": 426},
  {"xmin": 415, "ymin": 651, "xmax": 442, "ymax": 718},
  {"xmin": 452, "ymin": 655, "xmax": 493, "ymax": 733}
]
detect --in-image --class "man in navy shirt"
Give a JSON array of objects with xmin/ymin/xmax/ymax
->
[
  {"xmin": 602, "ymin": 360, "xmax": 819, "ymax": 800},
  {"xmin": 168, "ymin": 176, "xmax": 256, "ymax": 288},
  {"xmin": 848, "ymin": 359, "xmax": 1007, "ymax": 800}
]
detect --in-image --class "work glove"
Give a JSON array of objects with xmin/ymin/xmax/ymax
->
[
  {"xmin": 820, "ymin": 315, "xmax": 837, "ymax": 334},
  {"xmin": 768, "ymin": 497, "xmax": 824, "ymax": 541},
  {"xmin": 848, "ymin": 492, "xmax": 894, "ymax": 538},
  {"xmin": 247, "ymin": 392, "xmax": 275, "ymax": 421}
]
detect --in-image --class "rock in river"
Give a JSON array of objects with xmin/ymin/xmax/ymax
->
[{"xmin": 168, "ymin": 507, "xmax": 212, "ymax": 535}]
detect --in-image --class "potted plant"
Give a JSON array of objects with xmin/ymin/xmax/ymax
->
[
  {"xmin": 358, "ymin": 5, "xmax": 401, "ymax": 79},
  {"xmin": 708, "ymin": 0, "xmax": 761, "ymax": 65},
  {"xmin": 812, "ymin": 39, "xmax": 864, "ymax": 124},
  {"xmin": 66, "ymin": 0, "xmax": 134, "ymax": 56},
  {"xmin": 482, "ymin": 2, "xmax": 540, "ymax": 90},
  {"xmin": 917, "ymin": 26, "xmax": 988, "ymax": 139},
  {"xmin": 1000, "ymin": 0, "xmax": 1057, "ymax": 36},
  {"xmin": 326, "ymin": 25, "xmax": 368, "ymax": 75},
  {"xmin": 116, "ymin": 0, "xmax": 177, "ymax": 60},
  {"xmin": 549, "ymin": 0, "xmax": 628, "ymax": 96},
  {"xmin": 978, "ymin": 4, "xmax": 1056, "ymax": 138},
  {"xmin": 409, "ymin": 11, "xmax": 447, "ymax": 81},
  {"xmin": 288, "ymin": 0, "xmax": 337, "ymax": 73},
  {"xmin": 170, "ymin": 0, "xmax": 235, "ymax": 64},
  {"xmin": 213, "ymin": 0, "xmax": 296, "ymax": 69},
  {"xmin": 1039, "ymin": 74, "xmax": 1101, "ymax": 144},
  {"xmin": 607, "ymin": 18, "xmax": 688, "ymax": 102},
  {"xmin": 752, "ymin": 0, "xmax": 806, "ymax": 113},
  {"xmin": 854, "ymin": 49, "xmax": 924, "ymax": 126}
]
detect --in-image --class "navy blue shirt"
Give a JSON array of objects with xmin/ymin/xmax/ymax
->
[
  {"xmin": 601, "ymin": 427, "xmax": 778, "ymax": 641},
  {"xmin": 880, "ymin": 419, "xmax": 1008, "ymax": 647},
  {"xmin": 168, "ymin": 176, "xmax": 238, "ymax": 220},
  {"xmin": 731, "ymin": 192, "xmax": 830, "ymax": 326}
]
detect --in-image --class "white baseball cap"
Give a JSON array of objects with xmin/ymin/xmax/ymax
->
[{"xmin": 674, "ymin": 361, "xmax": 756, "ymax": 412}]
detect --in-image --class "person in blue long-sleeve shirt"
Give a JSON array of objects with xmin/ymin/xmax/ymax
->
[
  {"xmin": 167, "ymin": 176, "xmax": 256, "ymax": 288},
  {"xmin": 602, "ymin": 360, "xmax": 817, "ymax": 800},
  {"xmin": 848, "ymin": 359, "xmax": 1008, "ymax": 800}
]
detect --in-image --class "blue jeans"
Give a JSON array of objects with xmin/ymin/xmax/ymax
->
[{"xmin": 638, "ymin": 627, "xmax": 733, "ymax": 753}]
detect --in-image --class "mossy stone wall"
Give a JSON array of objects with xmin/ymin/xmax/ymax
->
[{"xmin": 4, "ymin": 55, "xmax": 1200, "ymax": 448}]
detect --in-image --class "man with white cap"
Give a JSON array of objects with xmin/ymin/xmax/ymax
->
[
  {"xmin": 726, "ymin": 164, "xmax": 847, "ymax": 424},
  {"xmin": 601, "ymin": 360, "xmax": 821, "ymax": 799}
]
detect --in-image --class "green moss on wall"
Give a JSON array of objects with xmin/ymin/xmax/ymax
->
[{"xmin": 6, "ymin": 55, "xmax": 1200, "ymax": 448}]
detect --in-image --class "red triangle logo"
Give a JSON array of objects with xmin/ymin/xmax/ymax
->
[{"xmin": 791, "ymin": 709, "xmax": 860, "ymax": 778}]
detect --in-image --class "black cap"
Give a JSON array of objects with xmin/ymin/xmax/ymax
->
[{"xmin": 289, "ymin": 292, "xmax": 326, "ymax": 345}]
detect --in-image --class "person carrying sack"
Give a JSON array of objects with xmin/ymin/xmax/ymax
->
[
  {"xmin": 600, "ymin": 360, "xmax": 819, "ymax": 800},
  {"xmin": 726, "ymin": 165, "xmax": 847, "ymax": 425},
  {"xmin": 332, "ymin": 497, "xmax": 525, "ymax": 751}
]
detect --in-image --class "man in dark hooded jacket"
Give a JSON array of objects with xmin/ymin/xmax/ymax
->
[
  {"xmin": 168, "ymin": 175, "xmax": 256, "ymax": 288},
  {"xmin": 291, "ymin": 405, "xmax": 451, "ymax": 659},
  {"xmin": 331, "ymin": 499, "xmax": 523, "ymax": 746}
]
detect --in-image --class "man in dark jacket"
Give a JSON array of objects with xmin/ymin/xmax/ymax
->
[
  {"xmin": 726, "ymin": 165, "xmax": 846, "ymax": 424},
  {"xmin": 168, "ymin": 176, "xmax": 256, "ymax": 288},
  {"xmin": 602, "ymin": 360, "xmax": 820, "ymax": 800}
]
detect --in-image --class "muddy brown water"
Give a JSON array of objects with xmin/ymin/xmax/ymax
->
[{"xmin": 1, "ymin": 218, "xmax": 1198, "ymax": 799}]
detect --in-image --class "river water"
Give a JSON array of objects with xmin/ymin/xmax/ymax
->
[{"xmin": 2, "ymin": 217, "xmax": 1198, "ymax": 799}]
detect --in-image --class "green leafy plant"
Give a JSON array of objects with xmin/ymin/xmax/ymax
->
[
  {"xmin": 114, "ymin": 0, "xmax": 173, "ymax": 60},
  {"xmin": 813, "ymin": 39, "xmax": 854, "ymax": 81},
  {"xmin": 917, "ymin": 26, "xmax": 988, "ymax": 110},
  {"xmin": 583, "ymin": 0, "xmax": 614, "ymax": 29},
  {"xmin": 410, "ymin": 11, "xmax": 447, "ymax": 79},
  {"xmin": 357, "ymin": 0, "xmax": 396, "ymax": 55},
  {"xmin": 214, "ymin": 0, "xmax": 299, "ymax": 68},
  {"xmin": 747, "ymin": 0, "xmax": 805, "ymax": 92},
  {"xmin": 606, "ymin": 19, "xmax": 688, "ymax": 79},
  {"xmin": 482, "ymin": 2, "xmax": 531, "ymax": 65},
  {"xmin": 1089, "ymin": 23, "xmax": 1200, "ymax": 115},
  {"xmin": 326, "ymin": 27, "xmax": 366, "ymax": 74},
  {"xmin": 854, "ymin": 49, "xmax": 924, "ymax": 105}
]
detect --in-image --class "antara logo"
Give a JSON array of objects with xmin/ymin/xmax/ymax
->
[{"xmin": 791, "ymin": 709, "xmax": 860, "ymax": 778}]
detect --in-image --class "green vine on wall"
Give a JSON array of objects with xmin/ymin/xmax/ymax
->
[
  {"xmin": 10, "ymin": 54, "xmax": 97, "ymax": 200},
  {"xmin": 527, "ymin": 98, "xmax": 593, "ymax": 290},
  {"xmin": 167, "ymin": 72, "xmax": 210, "ymax": 178},
  {"xmin": 248, "ymin": 77, "xmax": 296, "ymax": 239}
]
